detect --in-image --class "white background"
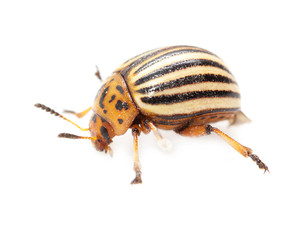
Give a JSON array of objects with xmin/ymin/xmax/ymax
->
[{"xmin": 1, "ymin": 0, "xmax": 295, "ymax": 239}]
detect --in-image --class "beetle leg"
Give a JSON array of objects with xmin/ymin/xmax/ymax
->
[
  {"xmin": 104, "ymin": 145, "xmax": 113, "ymax": 157},
  {"xmin": 144, "ymin": 120, "xmax": 172, "ymax": 151},
  {"xmin": 63, "ymin": 106, "xmax": 92, "ymax": 118},
  {"xmin": 176, "ymin": 124, "xmax": 269, "ymax": 173},
  {"xmin": 145, "ymin": 120, "xmax": 163, "ymax": 140},
  {"xmin": 131, "ymin": 126, "xmax": 142, "ymax": 184}
]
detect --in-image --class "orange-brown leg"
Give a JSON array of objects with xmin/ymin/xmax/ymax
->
[
  {"xmin": 131, "ymin": 126, "xmax": 142, "ymax": 184},
  {"xmin": 142, "ymin": 120, "xmax": 172, "ymax": 151},
  {"xmin": 176, "ymin": 124, "xmax": 269, "ymax": 172},
  {"xmin": 63, "ymin": 106, "xmax": 92, "ymax": 118}
]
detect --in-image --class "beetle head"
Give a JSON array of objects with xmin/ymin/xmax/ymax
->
[
  {"xmin": 89, "ymin": 113, "xmax": 115, "ymax": 153},
  {"xmin": 35, "ymin": 103, "xmax": 114, "ymax": 156}
]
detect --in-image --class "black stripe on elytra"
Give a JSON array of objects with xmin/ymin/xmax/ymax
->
[
  {"xmin": 99, "ymin": 86, "xmax": 109, "ymax": 109},
  {"xmin": 100, "ymin": 126, "xmax": 110, "ymax": 140},
  {"xmin": 135, "ymin": 48, "xmax": 216, "ymax": 74},
  {"xmin": 141, "ymin": 90, "xmax": 240, "ymax": 105},
  {"xmin": 155, "ymin": 108, "xmax": 240, "ymax": 120},
  {"xmin": 122, "ymin": 45, "xmax": 191, "ymax": 64},
  {"xmin": 120, "ymin": 46, "xmax": 195, "ymax": 78},
  {"xmin": 136, "ymin": 74, "xmax": 236, "ymax": 94},
  {"xmin": 120, "ymin": 47, "xmax": 175, "ymax": 77},
  {"xmin": 134, "ymin": 59, "xmax": 231, "ymax": 86}
]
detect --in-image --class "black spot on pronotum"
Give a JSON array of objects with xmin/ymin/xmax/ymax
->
[
  {"xmin": 100, "ymin": 126, "xmax": 110, "ymax": 140},
  {"xmin": 92, "ymin": 114, "xmax": 97, "ymax": 123},
  {"xmin": 109, "ymin": 95, "xmax": 116, "ymax": 103},
  {"xmin": 116, "ymin": 85, "xmax": 124, "ymax": 94},
  {"xmin": 118, "ymin": 119, "xmax": 123, "ymax": 124},
  {"xmin": 115, "ymin": 100, "xmax": 129, "ymax": 111},
  {"xmin": 99, "ymin": 86, "xmax": 109, "ymax": 109}
]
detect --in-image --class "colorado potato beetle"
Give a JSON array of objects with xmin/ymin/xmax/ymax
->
[{"xmin": 35, "ymin": 45, "xmax": 269, "ymax": 184}]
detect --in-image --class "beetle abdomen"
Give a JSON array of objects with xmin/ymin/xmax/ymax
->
[{"xmin": 116, "ymin": 46, "xmax": 241, "ymax": 129}]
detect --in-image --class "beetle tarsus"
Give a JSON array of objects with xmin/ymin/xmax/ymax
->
[
  {"xmin": 104, "ymin": 146, "xmax": 113, "ymax": 157},
  {"xmin": 250, "ymin": 154, "xmax": 269, "ymax": 173},
  {"xmin": 131, "ymin": 170, "xmax": 142, "ymax": 184}
]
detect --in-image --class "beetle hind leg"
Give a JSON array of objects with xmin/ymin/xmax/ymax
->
[{"xmin": 176, "ymin": 124, "xmax": 269, "ymax": 172}]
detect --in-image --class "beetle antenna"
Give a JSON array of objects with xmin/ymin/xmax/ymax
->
[
  {"xmin": 58, "ymin": 133, "xmax": 96, "ymax": 140},
  {"xmin": 58, "ymin": 133, "xmax": 113, "ymax": 157},
  {"xmin": 34, "ymin": 103, "xmax": 89, "ymax": 131},
  {"xmin": 95, "ymin": 65, "xmax": 102, "ymax": 81}
]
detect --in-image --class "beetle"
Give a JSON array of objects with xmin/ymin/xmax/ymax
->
[{"xmin": 35, "ymin": 45, "xmax": 269, "ymax": 184}]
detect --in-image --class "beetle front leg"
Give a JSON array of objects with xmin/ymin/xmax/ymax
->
[
  {"xmin": 63, "ymin": 106, "xmax": 92, "ymax": 118},
  {"xmin": 131, "ymin": 126, "xmax": 142, "ymax": 184},
  {"xmin": 143, "ymin": 120, "xmax": 172, "ymax": 151}
]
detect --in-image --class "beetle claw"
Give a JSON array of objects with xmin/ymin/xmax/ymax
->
[
  {"xmin": 131, "ymin": 170, "xmax": 142, "ymax": 184},
  {"xmin": 250, "ymin": 154, "xmax": 269, "ymax": 173},
  {"xmin": 104, "ymin": 146, "xmax": 113, "ymax": 157},
  {"xmin": 131, "ymin": 177, "xmax": 142, "ymax": 184}
]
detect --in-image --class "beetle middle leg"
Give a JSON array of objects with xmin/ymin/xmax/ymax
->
[
  {"xmin": 176, "ymin": 124, "xmax": 269, "ymax": 172},
  {"xmin": 131, "ymin": 125, "xmax": 142, "ymax": 184},
  {"xmin": 142, "ymin": 120, "xmax": 172, "ymax": 151}
]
